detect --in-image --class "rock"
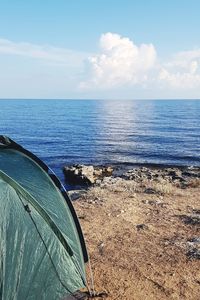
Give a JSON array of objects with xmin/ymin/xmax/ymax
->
[
  {"xmin": 105, "ymin": 166, "xmax": 113, "ymax": 175},
  {"xmin": 123, "ymin": 167, "xmax": 168, "ymax": 182},
  {"xmin": 144, "ymin": 188, "xmax": 158, "ymax": 194},
  {"xmin": 182, "ymin": 171, "xmax": 199, "ymax": 178},
  {"xmin": 98, "ymin": 242, "xmax": 105, "ymax": 255},
  {"xmin": 93, "ymin": 168, "xmax": 102, "ymax": 177},
  {"xmin": 193, "ymin": 209, "xmax": 200, "ymax": 214},
  {"xmin": 101, "ymin": 176, "xmax": 121, "ymax": 186},
  {"xmin": 187, "ymin": 237, "xmax": 200, "ymax": 244},
  {"xmin": 136, "ymin": 224, "xmax": 148, "ymax": 231},
  {"xmin": 186, "ymin": 239, "xmax": 200, "ymax": 260},
  {"xmin": 186, "ymin": 248, "xmax": 200, "ymax": 260},
  {"xmin": 81, "ymin": 165, "xmax": 95, "ymax": 183},
  {"xmin": 63, "ymin": 164, "xmax": 113, "ymax": 185},
  {"xmin": 179, "ymin": 214, "xmax": 200, "ymax": 225},
  {"xmin": 173, "ymin": 176, "xmax": 185, "ymax": 182},
  {"xmin": 95, "ymin": 179, "xmax": 102, "ymax": 185},
  {"xmin": 63, "ymin": 165, "xmax": 95, "ymax": 185},
  {"xmin": 68, "ymin": 189, "xmax": 87, "ymax": 200},
  {"xmin": 122, "ymin": 166, "xmax": 200, "ymax": 186},
  {"xmin": 78, "ymin": 214, "xmax": 86, "ymax": 220},
  {"xmin": 167, "ymin": 169, "xmax": 182, "ymax": 177},
  {"xmin": 142, "ymin": 199, "xmax": 162, "ymax": 206}
]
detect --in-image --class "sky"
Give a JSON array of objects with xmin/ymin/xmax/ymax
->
[{"xmin": 0, "ymin": 0, "xmax": 200, "ymax": 99}]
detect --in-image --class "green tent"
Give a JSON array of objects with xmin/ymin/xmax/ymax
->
[{"xmin": 0, "ymin": 136, "xmax": 88, "ymax": 300}]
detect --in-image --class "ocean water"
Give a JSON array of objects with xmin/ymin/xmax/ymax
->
[{"xmin": 0, "ymin": 99, "xmax": 199, "ymax": 184}]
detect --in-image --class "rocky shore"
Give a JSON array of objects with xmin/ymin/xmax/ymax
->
[
  {"xmin": 63, "ymin": 163, "xmax": 200, "ymax": 185},
  {"xmin": 64, "ymin": 164, "xmax": 200, "ymax": 299},
  {"xmin": 63, "ymin": 164, "xmax": 200, "ymax": 199}
]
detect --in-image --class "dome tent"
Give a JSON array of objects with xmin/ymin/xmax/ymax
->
[{"xmin": 0, "ymin": 136, "xmax": 88, "ymax": 300}]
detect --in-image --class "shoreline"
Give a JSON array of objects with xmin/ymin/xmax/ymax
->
[{"xmin": 64, "ymin": 163, "xmax": 200, "ymax": 192}]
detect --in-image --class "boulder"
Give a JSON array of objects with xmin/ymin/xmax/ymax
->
[
  {"xmin": 63, "ymin": 164, "xmax": 113, "ymax": 185},
  {"xmin": 63, "ymin": 165, "xmax": 95, "ymax": 185}
]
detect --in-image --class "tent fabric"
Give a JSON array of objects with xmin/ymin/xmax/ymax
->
[{"xmin": 0, "ymin": 136, "xmax": 88, "ymax": 300}]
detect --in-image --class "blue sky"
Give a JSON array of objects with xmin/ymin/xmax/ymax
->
[{"xmin": 0, "ymin": 0, "xmax": 200, "ymax": 99}]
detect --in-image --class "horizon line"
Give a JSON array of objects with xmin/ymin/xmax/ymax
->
[{"xmin": 0, "ymin": 98, "xmax": 200, "ymax": 101}]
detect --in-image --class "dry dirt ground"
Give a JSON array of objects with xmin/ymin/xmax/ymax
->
[{"xmin": 74, "ymin": 178, "xmax": 200, "ymax": 300}]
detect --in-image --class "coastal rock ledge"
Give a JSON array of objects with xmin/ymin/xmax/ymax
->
[
  {"xmin": 63, "ymin": 164, "xmax": 200, "ymax": 187},
  {"xmin": 63, "ymin": 164, "xmax": 113, "ymax": 185}
]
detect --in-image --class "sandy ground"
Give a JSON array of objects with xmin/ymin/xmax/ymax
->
[{"xmin": 73, "ymin": 177, "xmax": 200, "ymax": 300}]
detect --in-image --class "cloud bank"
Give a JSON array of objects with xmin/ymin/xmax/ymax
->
[
  {"xmin": 1, "ymin": 33, "xmax": 200, "ymax": 98},
  {"xmin": 80, "ymin": 32, "xmax": 200, "ymax": 92}
]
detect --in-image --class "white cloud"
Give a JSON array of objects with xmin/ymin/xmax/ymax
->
[
  {"xmin": 80, "ymin": 32, "xmax": 157, "ymax": 89},
  {"xmin": 158, "ymin": 50, "xmax": 200, "ymax": 89},
  {"xmin": 0, "ymin": 38, "xmax": 87, "ymax": 67},
  {"xmin": 159, "ymin": 66, "xmax": 200, "ymax": 89},
  {"xmin": 80, "ymin": 32, "xmax": 200, "ymax": 93}
]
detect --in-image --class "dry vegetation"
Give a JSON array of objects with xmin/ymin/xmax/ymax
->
[
  {"xmin": 186, "ymin": 178, "xmax": 200, "ymax": 188},
  {"xmin": 74, "ymin": 176, "xmax": 200, "ymax": 300},
  {"xmin": 85, "ymin": 177, "xmax": 182, "ymax": 199}
]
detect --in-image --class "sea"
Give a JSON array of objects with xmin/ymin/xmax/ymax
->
[{"xmin": 0, "ymin": 99, "xmax": 199, "ymax": 186}]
